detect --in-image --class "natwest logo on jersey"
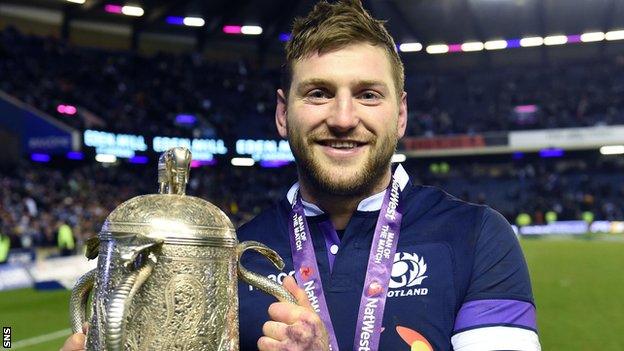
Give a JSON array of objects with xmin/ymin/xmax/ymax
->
[
  {"xmin": 248, "ymin": 270, "xmax": 295, "ymax": 291},
  {"xmin": 387, "ymin": 252, "xmax": 429, "ymax": 298}
]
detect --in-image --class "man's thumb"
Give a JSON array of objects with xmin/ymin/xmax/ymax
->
[{"xmin": 282, "ymin": 275, "xmax": 313, "ymax": 309}]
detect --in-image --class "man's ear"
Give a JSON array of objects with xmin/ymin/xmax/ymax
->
[
  {"xmin": 397, "ymin": 91, "xmax": 408, "ymax": 138},
  {"xmin": 275, "ymin": 89, "xmax": 288, "ymax": 138}
]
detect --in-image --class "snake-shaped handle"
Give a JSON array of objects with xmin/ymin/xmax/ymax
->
[
  {"xmin": 237, "ymin": 240, "xmax": 297, "ymax": 304},
  {"xmin": 105, "ymin": 252, "xmax": 157, "ymax": 351},
  {"xmin": 69, "ymin": 268, "xmax": 98, "ymax": 334}
]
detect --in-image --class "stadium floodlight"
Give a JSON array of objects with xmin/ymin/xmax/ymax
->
[
  {"xmin": 391, "ymin": 154, "xmax": 407, "ymax": 163},
  {"xmin": 190, "ymin": 159, "xmax": 217, "ymax": 168},
  {"xmin": 104, "ymin": 4, "xmax": 123, "ymax": 14},
  {"xmin": 260, "ymin": 160, "xmax": 291, "ymax": 168},
  {"xmin": 66, "ymin": 0, "xmax": 86, "ymax": 4},
  {"xmin": 600, "ymin": 145, "xmax": 624, "ymax": 155},
  {"xmin": 57, "ymin": 104, "xmax": 77, "ymax": 115},
  {"xmin": 129, "ymin": 155, "xmax": 149, "ymax": 164},
  {"xmin": 166, "ymin": 16, "xmax": 185, "ymax": 25},
  {"xmin": 605, "ymin": 30, "xmax": 624, "ymax": 41},
  {"xmin": 539, "ymin": 148, "xmax": 564, "ymax": 158},
  {"xmin": 231, "ymin": 157, "xmax": 255, "ymax": 166},
  {"xmin": 66, "ymin": 151, "xmax": 84, "ymax": 160},
  {"xmin": 399, "ymin": 42, "xmax": 423, "ymax": 52},
  {"xmin": 121, "ymin": 5, "xmax": 144, "ymax": 17},
  {"xmin": 241, "ymin": 26, "xmax": 263, "ymax": 35},
  {"xmin": 223, "ymin": 25, "xmax": 242, "ymax": 34},
  {"xmin": 183, "ymin": 17, "xmax": 205, "ymax": 27},
  {"xmin": 96, "ymin": 154, "xmax": 117, "ymax": 163},
  {"xmin": 544, "ymin": 35, "xmax": 567, "ymax": 46},
  {"xmin": 448, "ymin": 44, "xmax": 462, "ymax": 53},
  {"xmin": 567, "ymin": 35, "xmax": 582, "ymax": 43},
  {"xmin": 520, "ymin": 36, "xmax": 544, "ymax": 47},
  {"xmin": 484, "ymin": 40, "xmax": 507, "ymax": 50},
  {"xmin": 580, "ymin": 32, "xmax": 605, "ymax": 42},
  {"xmin": 461, "ymin": 41, "xmax": 484, "ymax": 52},
  {"xmin": 514, "ymin": 105, "xmax": 537, "ymax": 113},
  {"xmin": 175, "ymin": 114, "xmax": 196, "ymax": 125},
  {"xmin": 426, "ymin": 44, "xmax": 449, "ymax": 54},
  {"xmin": 31, "ymin": 153, "xmax": 50, "ymax": 162}
]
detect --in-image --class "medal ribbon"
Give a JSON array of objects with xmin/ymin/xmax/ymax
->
[
  {"xmin": 289, "ymin": 190, "xmax": 340, "ymax": 351},
  {"xmin": 287, "ymin": 170, "xmax": 404, "ymax": 351}
]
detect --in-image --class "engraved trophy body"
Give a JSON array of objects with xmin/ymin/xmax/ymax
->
[{"xmin": 70, "ymin": 147, "xmax": 295, "ymax": 351}]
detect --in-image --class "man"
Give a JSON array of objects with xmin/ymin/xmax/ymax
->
[
  {"xmin": 238, "ymin": 1, "xmax": 540, "ymax": 350},
  {"xmin": 62, "ymin": 1, "xmax": 540, "ymax": 350},
  {"xmin": 57, "ymin": 220, "xmax": 76, "ymax": 256},
  {"xmin": 0, "ymin": 224, "xmax": 10, "ymax": 264}
]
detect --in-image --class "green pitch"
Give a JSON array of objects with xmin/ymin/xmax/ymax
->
[
  {"xmin": 521, "ymin": 238, "xmax": 624, "ymax": 350},
  {"xmin": 1, "ymin": 237, "xmax": 623, "ymax": 350}
]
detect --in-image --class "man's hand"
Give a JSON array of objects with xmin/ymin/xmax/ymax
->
[
  {"xmin": 59, "ymin": 323, "xmax": 87, "ymax": 351},
  {"xmin": 258, "ymin": 276, "xmax": 330, "ymax": 351}
]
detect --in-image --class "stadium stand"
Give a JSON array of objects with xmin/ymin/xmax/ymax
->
[
  {"xmin": 405, "ymin": 58, "xmax": 624, "ymax": 136},
  {"xmin": 0, "ymin": 26, "xmax": 279, "ymax": 141},
  {"xmin": 3, "ymin": 26, "xmax": 624, "ymax": 142},
  {"xmin": 0, "ymin": 161, "xmax": 297, "ymax": 250},
  {"xmin": 2, "ymin": 155, "xmax": 623, "ymax": 250}
]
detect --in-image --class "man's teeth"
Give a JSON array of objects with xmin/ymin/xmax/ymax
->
[{"xmin": 329, "ymin": 141, "xmax": 357, "ymax": 149}]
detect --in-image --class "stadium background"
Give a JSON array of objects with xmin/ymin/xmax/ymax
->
[{"xmin": 0, "ymin": 0, "xmax": 623, "ymax": 349}]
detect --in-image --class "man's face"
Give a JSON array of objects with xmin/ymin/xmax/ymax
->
[{"xmin": 276, "ymin": 43, "xmax": 407, "ymax": 197}]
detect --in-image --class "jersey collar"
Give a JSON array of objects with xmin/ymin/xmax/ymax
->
[{"xmin": 286, "ymin": 164, "xmax": 410, "ymax": 216}]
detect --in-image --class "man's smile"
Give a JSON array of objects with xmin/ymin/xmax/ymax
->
[{"xmin": 313, "ymin": 139, "xmax": 370, "ymax": 159}]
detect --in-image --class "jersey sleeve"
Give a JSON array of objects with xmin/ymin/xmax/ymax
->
[{"xmin": 451, "ymin": 207, "xmax": 541, "ymax": 351}]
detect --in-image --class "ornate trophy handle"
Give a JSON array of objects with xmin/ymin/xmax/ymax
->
[
  {"xmin": 237, "ymin": 240, "xmax": 297, "ymax": 304},
  {"xmin": 70, "ymin": 268, "xmax": 98, "ymax": 333},
  {"xmin": 105, "ymin": 252, "xmax": 157, "ymax": 351}
]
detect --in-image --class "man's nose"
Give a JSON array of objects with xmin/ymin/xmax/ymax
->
[{"xmin": 326, "ymin": 93, "xmax": 359, "ymax": 132}]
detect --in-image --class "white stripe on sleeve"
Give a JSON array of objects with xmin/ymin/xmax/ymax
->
[{"xmin": 451, "ymin": 326, "xmax": 541, "ymax": 351}]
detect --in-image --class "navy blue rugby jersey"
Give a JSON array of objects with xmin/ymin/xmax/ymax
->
[{"xmin": 237, "ymin": 167, "xmax": 541, "ymax": 351}]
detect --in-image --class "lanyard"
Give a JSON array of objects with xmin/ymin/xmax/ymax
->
[{"xmin": 287, "ymin": 171, "xmax": 404, "ymax": 351}]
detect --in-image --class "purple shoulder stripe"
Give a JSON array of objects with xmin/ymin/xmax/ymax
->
[{"xmin": 453, "ymin": 299, "xmax": 537, "ymax": 332}]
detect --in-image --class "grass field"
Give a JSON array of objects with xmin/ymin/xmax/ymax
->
[
  {"xmin": 1, "ymin": 237, "xmax": 623, "ymax": 350},
  {"xmin": 521, "ymin": 237, "xmax": 624, "ymax": 350}
]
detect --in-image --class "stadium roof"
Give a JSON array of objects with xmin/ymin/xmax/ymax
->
[
  {"xmin": 3, "ymin": 0, "xmax": 624, "ymax": 65},
  {"xmin": 6, "ymin": 0, "xmax": 624, "ymax": 42}
]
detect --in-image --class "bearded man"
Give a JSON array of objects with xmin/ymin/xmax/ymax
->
[{"xmin": 237, "ymin": 1, "xmax": 541, "ymax": 350}]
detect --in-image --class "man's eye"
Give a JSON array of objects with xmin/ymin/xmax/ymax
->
[
  {"xmin": 360, "ymin": 91, "xmax": 381, "ymax": 100},
  {"xmin": 307, "ymin": 90, "xmax": 328, "ymax": 99}
]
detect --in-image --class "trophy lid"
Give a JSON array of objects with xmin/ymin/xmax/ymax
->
[{"xmin": 99, "ymin": 147, "xmax": 236, "ymax": 247}]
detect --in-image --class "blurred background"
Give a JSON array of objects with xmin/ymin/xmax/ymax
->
[{"xmin": 0, "ymin": 0, "xmax": 623, "ymax": 349}]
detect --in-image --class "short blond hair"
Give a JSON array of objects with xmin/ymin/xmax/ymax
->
[{"xmin": 282, "ymin": 0, "xmax": 404, "ymax": 97}]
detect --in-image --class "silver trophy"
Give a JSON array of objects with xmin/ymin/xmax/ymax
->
[{"xmin": 70, "ymin": 147, "xmax": 295, "ymax": 350}]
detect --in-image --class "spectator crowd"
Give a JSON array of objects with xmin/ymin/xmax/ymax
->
[
  {"xmin": 0, "ymin": 161, "xmax": 298, "ymax": 252},
  {"xmin": 2, "ymin": 156, "xmax": 623, "ymax": 253},
  {"xmin": 2, "ymin": 26, "xmax": 624, "ymax": 142}
]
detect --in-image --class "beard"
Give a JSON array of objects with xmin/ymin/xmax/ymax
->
[{"xmin": 288, "ymin": 123, "xmax": 398, "ymax": 198}]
